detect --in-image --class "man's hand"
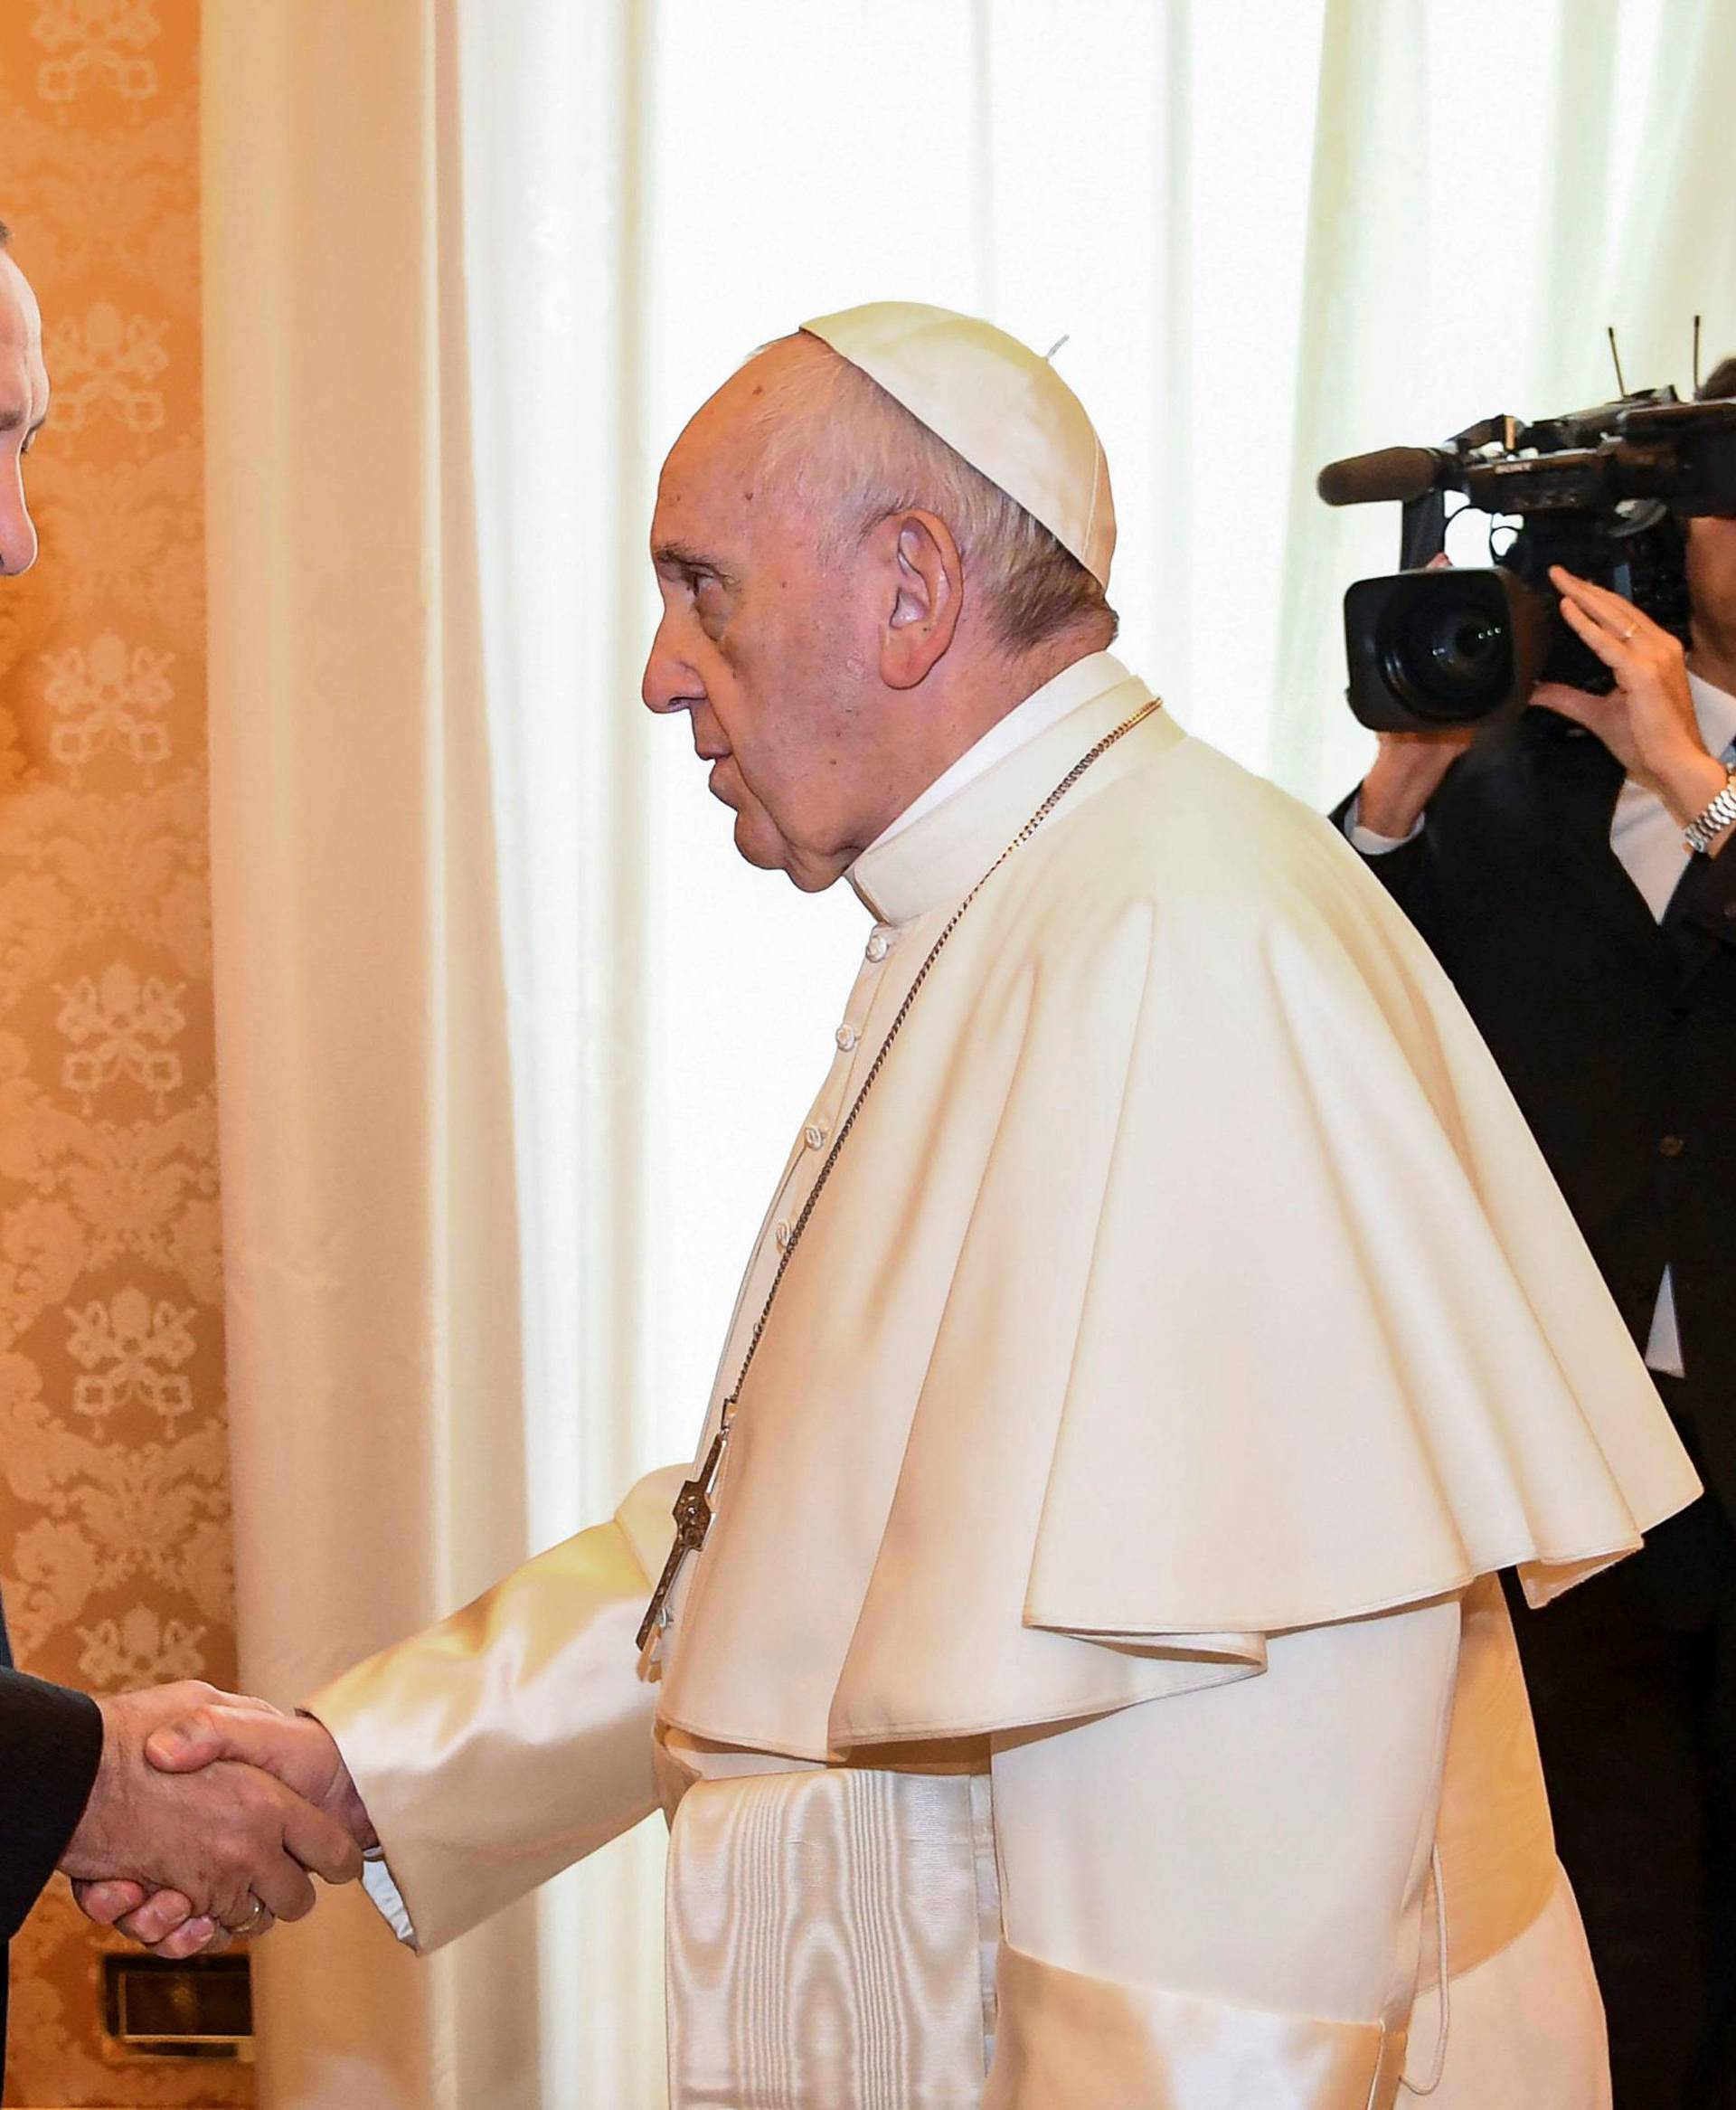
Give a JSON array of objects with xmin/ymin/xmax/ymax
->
[
  {"xmin": 1355, "ymin": 554, "xmax": 1476, "ymax": 839},
  {"xmin": 1358, "ymin": 725, "xmax": 1477, "ymax": 838},
  {"xmin": 75, "ymin": 1697, "xmax": 374, "ymax": 1959},
  {"xmin": 1535, "ymin": 565, "xmax": 1731, "ymax": 837},
  {"xmin": 61, "ymin": 1683, "xmax": 364, "ymax": 1957}
]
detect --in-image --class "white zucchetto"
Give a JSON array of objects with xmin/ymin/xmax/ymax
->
[{"xmin": 800, "ymin": 300, "xmax": 1117, "ymax": 589}]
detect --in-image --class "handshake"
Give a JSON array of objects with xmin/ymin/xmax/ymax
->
[{"xmin": 60, "ymin": 1685, "xmax": 374, "ymax": 1957}]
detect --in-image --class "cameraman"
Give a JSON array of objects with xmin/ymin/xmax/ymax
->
[{"xmin": 1337, "ymin": 356, "xmax": 1736, "ymax": 2109}]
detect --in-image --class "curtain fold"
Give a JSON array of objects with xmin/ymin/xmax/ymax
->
[
  {"xmin": 1611, "ymin": 0, "xmax": 1736, "ymax": 384},
  {"xmin": 202, "ymin": 3, "xmax": 539, "ymax": 2104},
  {"xmin": 450, "ymin": 7, "xmax": 671, "ymax": 2098}
]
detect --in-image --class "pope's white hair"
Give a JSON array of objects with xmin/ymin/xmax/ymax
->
[{"xmin": 748, "ymin": 334, "xmax": 1116, "ymax": 656}]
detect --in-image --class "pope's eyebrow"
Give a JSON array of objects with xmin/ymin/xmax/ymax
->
[{"xmin": 653, "ymin": 539, "xmax": 736, "ymax": 586}]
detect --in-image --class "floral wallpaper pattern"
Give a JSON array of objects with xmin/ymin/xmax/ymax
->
[{"xmin": 0, "ymin": 4, "xmax": 246, "ymax": 2101}]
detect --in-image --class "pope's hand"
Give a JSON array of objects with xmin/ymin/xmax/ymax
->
[
  {"xmin": 61, "ymin": 1684, "xmax": 364, "ymax": 1957},
  {"xmin": 77, "ymin": 1698, "xmax": 374, "ymax": 1958}
]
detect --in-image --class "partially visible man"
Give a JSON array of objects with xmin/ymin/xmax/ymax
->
[
  {"xmin": 0, "ymin": 222, "xmax": 364, "ymax": 2057},
  {"xmin": 0, "ymin": 221, "xmax": 46, "ymax": 577},
  {"xmin": 101, "ymin": 305, "xmax": 1699, "ymax": 2107},
  {"xmin": 1335, "ymin": 355, "xmax": 1736, "ymax": 2108}
]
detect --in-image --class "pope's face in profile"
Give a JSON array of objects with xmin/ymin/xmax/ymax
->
[
  {"xmin": 0, "ymin": 249, "xmax": 47, "ymax": 578},
  {"xmin": 642, "ymin": 341, "xmax": 901, "ymax": 894}
]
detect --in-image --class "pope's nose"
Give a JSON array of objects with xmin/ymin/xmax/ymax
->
[{"xmin": 642, "ymin": 635, "xmax": 699, "ymax": 717}]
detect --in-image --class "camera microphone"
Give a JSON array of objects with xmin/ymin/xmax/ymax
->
[{"xmin": 1316, "ymin": 446, "xmax": 1452, "ymax": 507}]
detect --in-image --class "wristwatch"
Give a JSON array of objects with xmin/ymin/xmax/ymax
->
[{"xmin": 1684, "ymin": 762, "xmax": 1736, "ymax": 856}]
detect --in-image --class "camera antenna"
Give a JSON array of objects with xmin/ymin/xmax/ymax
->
[
  {"xmin": 1607, "ymin": 326, "xmax": 1629, "ymax": 397},
  {"xmin": 1694, "ymin": 314, "xmax": 1703, "ymax": 393}
]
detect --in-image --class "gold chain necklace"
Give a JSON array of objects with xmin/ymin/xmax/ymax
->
[{"xmin": 637, "ymin": 695, "xmax": 1162, "ymax": 1651}]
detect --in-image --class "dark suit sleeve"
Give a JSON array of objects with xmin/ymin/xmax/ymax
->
[
  {"xmin": 1329, "ymin": 784, "xmax": 1449, "ymax": 955},
  {"xmin": 0, "ymin": 1668, "xmax": 103, "ymax": 1940},
  {"xmin": 1671, "ymin": 833, "xmax": 1736, "ymax": 947}
]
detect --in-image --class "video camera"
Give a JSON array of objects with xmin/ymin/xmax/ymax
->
[{"xmin": 1317, "ymin": 387, "xmax": 1736, "ymax": 731}]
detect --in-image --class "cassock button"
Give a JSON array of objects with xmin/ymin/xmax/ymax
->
[
  {"xmin": 774, "ymin": 1219, "xmax": 791, "ymax": 1249},
  {"xmin": 804, "ymin": 1123, "xmax": 826, "ymax": 1150},
  {"xmin": 1659, "ymin": 1134, "xmax": 1686, "ymax": 1158},
  {"xmin": 865, "ymin": 932, "xmax": 890, "ymax": 962},
  {"xmin": 835, "ymin": 1025, "xmax": 859, "ymax": 1052}
]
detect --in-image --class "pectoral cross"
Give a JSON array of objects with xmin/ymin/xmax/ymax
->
[{"xmin": 637, "ymin": 1425, "xmax": 730, "ymax": 1652}]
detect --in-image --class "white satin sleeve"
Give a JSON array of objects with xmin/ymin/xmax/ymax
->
[
  {"xmin": 305, "ymin": 1462, "xmax": 685, "ymax": 1955},
  {"xmin": 984, "ymin": 1596, "xmax": 1463, "ymax": 2108}
]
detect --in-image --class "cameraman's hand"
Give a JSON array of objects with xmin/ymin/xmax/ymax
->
[
  {"xmin": 1535, "ymin": 565, "xmax": 1730, "ymax": 827},
  {"xmin": 1358, "ymin": 726, "xmax": 1476, "ymax": 838},
  {"xmin": 1354, "ymin": 553, "xmax": 1474, "ymax": 838}
]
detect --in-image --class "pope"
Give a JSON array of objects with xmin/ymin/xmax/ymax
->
[{"xmin": 92, "ymin": 304, "xmax": 1698, "ymax": 2108}]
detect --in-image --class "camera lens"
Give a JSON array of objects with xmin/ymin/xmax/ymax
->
[
  {"xmin": 1426, "ymin": 609, "xmax": 1504, "ymax": 684},
  {"xmin": 1376, "ymin": 578, "xmax": 1514, "ymax": 723}
]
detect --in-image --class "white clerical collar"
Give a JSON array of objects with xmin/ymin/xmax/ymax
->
[
  {"xmin": 848, "ymin": 652, "xmax": 1175, "ymax": 926},
  {"xmin": 1688, "ymin": 667, "xmax": 1736, "ymax": 762},
  {"xmin": 866, "ymin": 650, "xmax": 1135, "ymax": 856}
]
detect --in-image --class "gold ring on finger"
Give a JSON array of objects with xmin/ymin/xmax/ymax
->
[{"xmin": 225, "ymin": 1896, "xmax": 270, "ymax": 1939}]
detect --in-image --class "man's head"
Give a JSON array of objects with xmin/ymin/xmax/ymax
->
[
  {"xmin": 642, "ymin": 315, "xmax": 1118, "ymax": 891},
  {"xmin": 1686, "ymin": 353, "xmax": 1736, "ymax": 680},
  {"xmin": 0, "ymin": 222, "xmax": 48, "ymax": 578}
]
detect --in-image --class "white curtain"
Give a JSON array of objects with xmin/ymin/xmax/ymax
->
[
  {"xmin": 204, "ymin": 3, "xmax": 1736, "ymax": 2105},
  {"xmin": 203, "ymin": 4, "xmax": 543, "ymax": 2105}
]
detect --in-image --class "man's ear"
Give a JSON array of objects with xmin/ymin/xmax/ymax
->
[{"xmin": 878, "ymin": 509, "xmax": 963, "ymax": 690}]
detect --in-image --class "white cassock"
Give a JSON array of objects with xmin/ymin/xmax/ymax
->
[{"xmin": 310, "ymin": 651, "xmax": 1699, "ymax": 2108}]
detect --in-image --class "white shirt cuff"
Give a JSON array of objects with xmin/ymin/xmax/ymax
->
[
  {"xmin": 361, "ymin": 1849, "xmax": 420, "ymax": 1948},
  {"xmin": 1344, "ymin": 793, "xmax": 1424, "ymax": 856},
  {"xmin": 1644, "ymin": 1265, "xmax": 1686, "ymax": 1380}
]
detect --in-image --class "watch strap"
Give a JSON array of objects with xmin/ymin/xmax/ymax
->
[{"xmin": 1684, "ymin": 762, "xmax": 1736, "ymax": 855}]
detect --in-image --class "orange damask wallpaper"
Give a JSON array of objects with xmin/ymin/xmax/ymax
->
[{"xmin": 0, "ymin": 4, "xmax": 246, "ymax": 2104}]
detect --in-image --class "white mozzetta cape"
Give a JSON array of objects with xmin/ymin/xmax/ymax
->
[{"xmin": 655, "ymin": 670, "xmax": 1698, "ymax": 1765}]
